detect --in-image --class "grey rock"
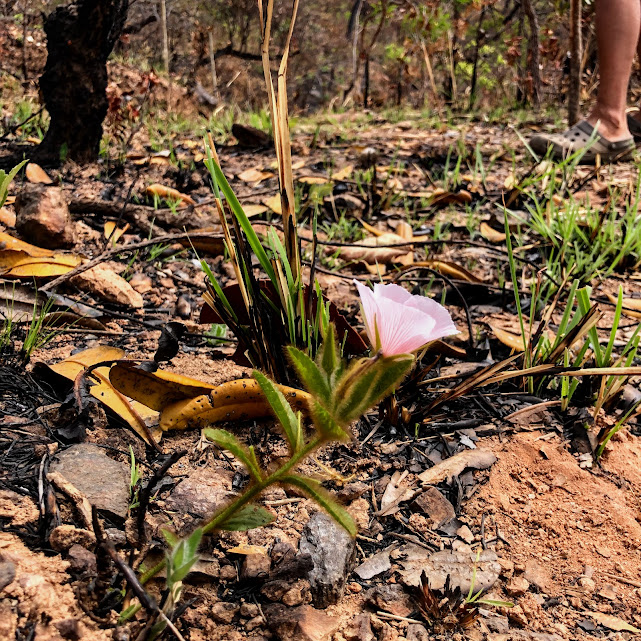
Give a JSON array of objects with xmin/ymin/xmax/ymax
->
[
  {"xmin": 406, "ymin": 624, "xmax": 430, "ymax": 641},
  {"xmin": 15, "ymin": 184, "xmax": 75, "ymax": 248},
  {"xmin": 299, "ymin": 511, "xmax": 356, "ymax": 608},
  {"xmin": 67, "ymin": 544, "xmax": 97, "ymax": 574},
  {"xmin": 210, "ymin": 601, "xmax": 240, "ymax": 624},
  {"xmin": 0, "ymin": 561, "xmax": 16, "ymax": 592},
  {"xmin": 366, "ymin": 584, "xmax": 413, "ymax": 617},
  {"xmin": 264, "ymin": 604, "xmax": 340, "ymax": 641},
  {"xmin": 354, "ymin": 549, "xmax": 391, "ymax": 580},
  {"xmin": 392, "ymin": 543, "xmax": 500, "ymax": 593},
  {"xmin": 165, "ymin": 466, "xmax": 235, "ymax": 518},
  {"xmin": 50, "ymin": 445, "xmax": 129, "ymax": 518},
  {"xmin": 411, "ymin": 487, "xmax": 456, "ymax": 528}
]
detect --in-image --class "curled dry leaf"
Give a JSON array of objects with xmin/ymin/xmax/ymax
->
[
  {"xmin": 0, "ymin": 230, "xmax": 54, "ymax": 257},
  {"xmin": 263, "ymin": 194, "xmax": 282, "ymax": 215},
  {"xmin": 25, "ymin": 163, "xmax": 53, "ymax": 185},
  {"xmin": 298, "ymin": 175, "xmax": 331, "ymax": 185},
  {"xmin": 480, "ymin": 222, "xmax": 506, "ymax": 243},
  {"xmin": 241, "ymin": 204, "xmax": 269, "ymax": 218},
  {"xmin": 606, "ymin": 293, "xmax": 641, "ymax": 320},
  {"xmin": 41, "ymin": 346, "xmax": 161, "ymax": 445},
  {"xmin": 0, "ymin": 206, "xmax": 16, "ymax": 227},
  {"xmin": 145, "ymin": 183, "xmax": 196, "ymax": 205},
  {"xmin": 409, "ymin": 260, "xmax": 483, "ymax": 284},
  {"xmin": 70, "ymin": 265, "xmax": 144, "ymax": 308},
  {"xmin": 109, "ymin": 362, "xmax": 310, "ymax": 432},
  {"xmin": 489, "ymin": 324, "xmax": 526, "ymax": 352},
  {"xmin": 332, "ymin": 165, "xmax": 353, "ymax": 181},
  {"xmin": 103, "ymin": 221, "xmax": 130, "ymax": 244},
  {"xmin": 109, "ymin": 361, "xmax": 218, "ymax": 411},
  {"xmin": 418, "ymin": 449, "xmax": 497, "ymax": 485},
  {"xmin": 1, "ymin": 254, "xmax": 82, "ymax": 279},
  {"xmin": 238, "ymin": 167, "xmax": 274, "ymax": 183},
  {"xmin": 335, "ymin": 232, "xmax": 413, "ymax": 266},
  {"xmin": 589, "ymin": 612, "xmax": 641, "ymax": 634}
]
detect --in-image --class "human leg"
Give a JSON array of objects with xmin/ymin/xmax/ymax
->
[{"xmin": 586, "ymin": 0, "xmax": 640, "ymax": 140}]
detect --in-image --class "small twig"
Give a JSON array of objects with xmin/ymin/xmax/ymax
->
[
  {"xmin": 93, "ymin": 507, "xmax": 158, "ymax": 615},
  {"xmin": 40, "ymin": 231, "xmax": 224, "ymax": 294},
  {"xmin": 601, "ymin": 572, "xmax": 641, "ymax": 588},
  {"xmin": 376, "ymin": 611, "xmax": 423, "ymax": 624},
  {"xmin": 0, "ymin": 106, "xmax": 44, "ymax": 140},
  {"xmin": 132, "ymin": 450, "xmax": 187, "ymax": 564}
]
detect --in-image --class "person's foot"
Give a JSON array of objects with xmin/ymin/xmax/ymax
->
[
  {"xmin": 627, "ymin": 111, "xmax": 641, "ymax": 142},
  {"xmin": 529, "ymin": 120, "xmax": 634, "ymax": 164}
]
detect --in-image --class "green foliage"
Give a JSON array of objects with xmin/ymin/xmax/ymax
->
[{"xmin": 0, "ymin": 159, "xmax": 27, "ymax": 208}]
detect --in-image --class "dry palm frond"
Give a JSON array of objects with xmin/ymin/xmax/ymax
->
[{"xmin": 415, "ymin": 572, "xmax": 480, "ymax": 632}]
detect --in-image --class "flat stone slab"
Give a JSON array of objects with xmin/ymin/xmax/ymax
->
[{"xmin": 50, "ymin": 444, "xmax": 129, "ymax": 518}]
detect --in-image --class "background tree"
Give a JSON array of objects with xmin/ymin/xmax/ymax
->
[{"xmin": 36, "ymin": 0, "xmax": 129, "ymax": 165}]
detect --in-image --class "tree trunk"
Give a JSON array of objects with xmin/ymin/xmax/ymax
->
[
  {"xmin": 37, "ymin": 0, "xmax": 129, "ymax": 165},
  {"xmin": 522, "ymin": 0, "xmax": 541, "ymax": 107},
  {"xmin": 568, "ymin": 0, "xmax": 582, "ymax": 125}
]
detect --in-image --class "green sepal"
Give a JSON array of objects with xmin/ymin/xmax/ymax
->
[
  {"xmin": 319, "ymin": 323, "xmax": 340, "ymax": 379},
  {"xmin": 287, "ymin": 346, "xmax": 331, "ymax": 405},
  {"xmin": 203, "ymin": 428, "xmax": 263, "ymax": 481},
  {"xmin": 253, "ymin": 370, "xmax": 303, "ymax": 453},
  {"xmin": 166, "ymin": 527, "xmax": 203, "ymax": 584},
  {"xmin": 281, "ymin": 474, "xmax": 356, "ymax": 537},
  {"xmin": 218, "ymin": 504, "xmax": 275, "ymax": 531},
  {"xmin": 310, "ymin": 399, "xmax": 349, "ymax": 441}
]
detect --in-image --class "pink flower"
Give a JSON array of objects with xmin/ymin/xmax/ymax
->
[{"xmin": 354, "ymin": 281, "xmax": 458, "ymax": 356}]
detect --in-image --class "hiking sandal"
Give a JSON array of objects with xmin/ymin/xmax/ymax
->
[
  {"xmin": 627, "ymin": 113, "xmax": 641, "ymax": 143},
  {"xmin": 529, "ymin": 120, "xmax": 634, "ymax": 164}
]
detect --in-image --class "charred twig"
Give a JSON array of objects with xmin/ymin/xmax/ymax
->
[
  {"xmin": 40, "ymin": 231, "xmax": 224, "ymax": 294},
  {"xmin": 131, "ymin": 450, "xmax": 187, "ymax": 565},
  {"xmin": 92, "ymin": 507, "xmax": 158, "ymax": 615}
]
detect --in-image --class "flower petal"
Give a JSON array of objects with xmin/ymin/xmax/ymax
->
[
  {"xmin": 354, "ymin": 280, "xmax": 379, "ymax": 347},
  {"xmin": 373, "ymin": 282, "xmax": 412, "ymax": 305},
  {"xmin": 407, "ymin": 296, "xmax": 459, "ymax": 340}
]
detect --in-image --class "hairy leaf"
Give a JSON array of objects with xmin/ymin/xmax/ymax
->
[
  {"xmin": 287, "ymin": 346, "xmax": 331, "ymax": 404},
  {"xmin": 253, "ymin": 370, "xmax": 302, "ymax": 453},
  {"xmin": 203, "ymin": 428, "xmax": 263, "ymax": 481},
  {"xmin": 218, "ymin": 504, "xmax": 275, "ymax": 531}
]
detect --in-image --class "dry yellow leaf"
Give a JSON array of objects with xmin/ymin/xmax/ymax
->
[
  {"xmin": 412, "ymin": 260, "xmax": 483, "ymax": 284},
  {"xmin": 607, "ymin": 293, "xmax": 641, "ymax": 319},
  {"xmin": 25, "ymin": 163, "xmax": 53, "ymax": 185},
  {"xmin": 2, "ymin": 254, "xmax": 82, "ymax": 278},
  {"xmin": 109, "ymin": 362, "xmax": 217, "ymax": 412},
  {"xmin": 145, "ymin": 183, "xmax": 196, "ymax": 205},
  {"xmin": 103, "ymin": 221, "xmax": 130, "ymax": 244},
  {"xmin": 0, "ymin": 250, "xmax": 30, "ymax": 270},
  {"xmin": 263, "ymin": 194, "xmax": 282, "ymax": 215},
  {"xmin": 298, "ymin": 175, "xmax": 330, "ymax": 185},
  {"xmin": 480, "ymin": 222, "xmax": 506, "ymax": 243},
  {"xmin": 489, "ymin": 325, "xmax": 526, "ymax": 352},
  {"xmin": 333, "ymin": 165, "xmax": 353, "ymax": 181},
  {"xmin": 228, "ymin": 544, "xmax": 268, "ymax": 555},
  {"xmin": 0, "ymin": 206, "xmax": 16, "ymax": 227},
  {"xmin": 242, "ymin": 204, "xmax": 268, "ymax": 218},
  {"xmin": 238, "ymin": 167, "xmax": 274, "ymax": 183},
  {"xmin": 0, "ymin": 231, "xmax": 54, "ymax": 257},
  {"xmin": 46, "ymin": 346, "xmax": 161, "ymax": 445}
]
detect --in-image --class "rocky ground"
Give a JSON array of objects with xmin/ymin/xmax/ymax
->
[{"xmin": 1, "ymin": 109, "xmax": 641, "ymax": 641}]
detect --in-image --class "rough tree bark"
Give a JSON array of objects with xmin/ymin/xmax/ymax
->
[
  {"xmin": 522, "ymin": 0, "xmax": 541, "ymax": 108},
  {"xmin": 568, "ymin": 0, "xmax": 582, "ymax": 125},
  {"xmin": 37, "ymin": 0, "xmax": 129, "ymax": 165}
]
